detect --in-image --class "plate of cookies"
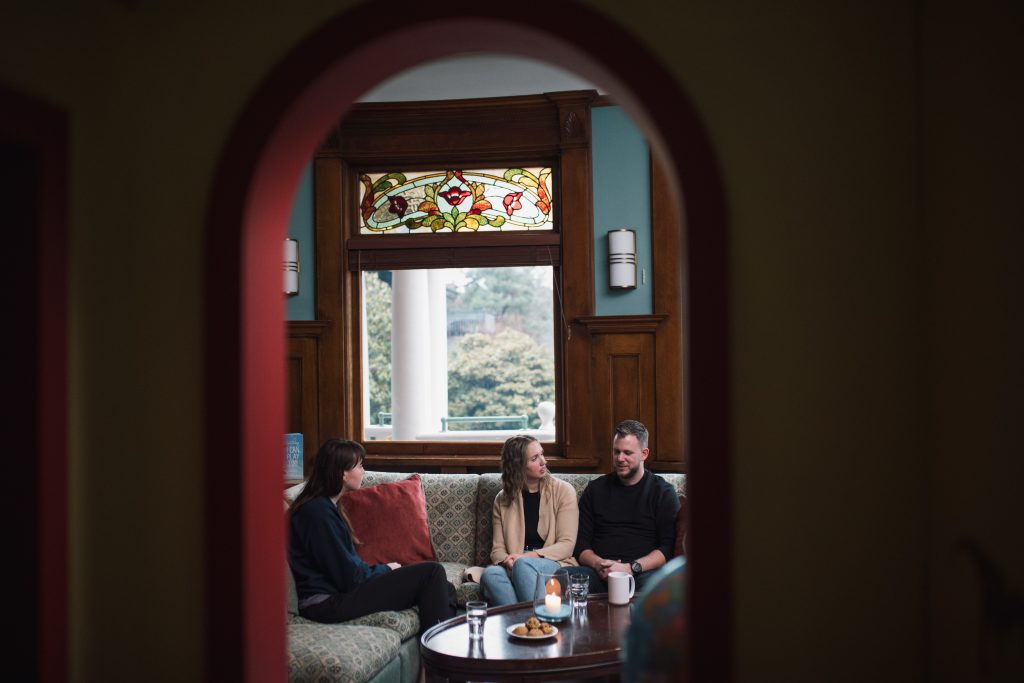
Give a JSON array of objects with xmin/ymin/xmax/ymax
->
[{"xmin": 506, "ymin": 616, "xmax": 558, "ymax": 640}]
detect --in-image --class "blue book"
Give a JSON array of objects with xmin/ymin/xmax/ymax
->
[{"xmin": 284, "ymin": 433, "xmax": 304, "ymax": 480}]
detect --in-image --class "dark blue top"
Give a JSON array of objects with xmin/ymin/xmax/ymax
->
[
  {"xmin": 288, "ymin": 496, "xmax": 390, "ymax": 600},
  {"xmin": 573, "ymin": 470, "xmax": 680, "ymax": 564}
]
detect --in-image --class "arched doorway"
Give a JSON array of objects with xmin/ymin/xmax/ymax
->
[{"xmin": 204, "ymin": 3, "xmax": 730, "ymax": 680}]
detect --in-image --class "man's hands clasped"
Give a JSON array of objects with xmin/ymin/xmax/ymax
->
[{"xmin": 595, "ymin": 558, "xmax": 631, "ymax": 580}]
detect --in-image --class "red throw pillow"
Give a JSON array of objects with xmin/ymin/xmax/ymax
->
[
  {"xmin": 673, "ymin": 495, "xmax": 687, "ymax": 558},
  {"xmin": 340, "ymin": 474, "xmax": 437, "ymax": 565}
]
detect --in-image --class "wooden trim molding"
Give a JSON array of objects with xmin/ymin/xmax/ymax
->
[
  {"xmin": 575, "ymin": 314, "xmax": 667, "ymax": 334},
  {"xmin": 287, "ymin": 320, "xmax": 330, "ymax": 336},
  {"xmin": 348, "ymin": 244, "xmax": 561, "ymax": 271}
]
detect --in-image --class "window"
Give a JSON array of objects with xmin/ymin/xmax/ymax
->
[
  {"xmin": 356, "ymin": 164, "xmax": 560, "ymax": 443},
  {"xmin": 359, "ymin": 168, "xmax": 554, "ymax": 234},
  {"xmin": 314, "ymin": 91, "xmax": 606, "ymax": 465},
  {"xmin": 361, "ymin": 266, "xmax": 556, "ymax": 443}
]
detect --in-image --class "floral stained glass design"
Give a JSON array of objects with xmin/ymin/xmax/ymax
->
[{"xmin": 359, "ymin": 168, "xmax": 554, "ymax": 234}]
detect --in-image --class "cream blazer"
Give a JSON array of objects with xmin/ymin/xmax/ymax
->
[{"xmin": 489, "ymin": 475, "xmax": 579, "ymax": 567}]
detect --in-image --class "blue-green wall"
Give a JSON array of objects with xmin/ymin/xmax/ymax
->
[
  {"xmin": 286, "ymin": 106, "xmax": 652, "ymax": 320},
  {"xmin": 286, "ymin": 164, "xmax": 316, "ymax": 320},
  {"xmin": 592, "ymin": 107, "xmax": 652, "ymax": 315}
]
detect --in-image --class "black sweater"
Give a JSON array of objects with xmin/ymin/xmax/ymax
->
[
  {"xmin": 573, "ymin": 470, "xmax": 680, "ymax": 564},
  {"xmin": 288, "ymin": 496, "xmax": 390, "ymax": 600}
]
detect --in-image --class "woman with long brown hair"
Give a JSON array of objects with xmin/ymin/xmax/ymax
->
[
  {"xmin": 480, "ymin": 435, "xmax": 579, "ymax": 605},
  {"xmin": 288, "ymin": 438, "xmax": 455, "ymax": 634}
]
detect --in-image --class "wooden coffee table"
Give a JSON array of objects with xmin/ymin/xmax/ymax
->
[{"xmin": 420, "ymin": 594, "xmax": 633, "ymax": 682}]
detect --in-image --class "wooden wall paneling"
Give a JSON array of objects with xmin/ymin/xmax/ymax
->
[
  {"xmin": 650, "ymin": 153, "xmax": 687, "ymax": 467},
  {"xmin": 313, "ymin": 157, "xmax": 345, "ymax": 446},
  {"xmin": 286, "ymin": 321, "xmax": 330, "ymax": 471},
  {"xmin": 285, "ymin": 337, "xmax": 317, "ymax": 468},
  {"xmin": 612, "ymin": 333, "xmax": 656, "ymax": 462},
  {"xmin": 577, "ymin": 315, "xmax": 682, "ymax": 472},
  {"xmin": 589, "ymin": 332, "xmax": 656, "ymax": 470}
]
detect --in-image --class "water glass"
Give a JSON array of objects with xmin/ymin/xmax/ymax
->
[
  {"xmin": 465, "ymin": 600, "xmax": 487, "ymax": 639},
  {"xmin": 468, "ymin": 636, "xmax": 486, "ymax": 658},
  {"xmin": 569, "ymin": 572, "xmax": 589, "ymax": 609}
]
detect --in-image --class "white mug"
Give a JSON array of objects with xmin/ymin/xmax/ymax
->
[{"xmin": 607, "ymin": 571, "xmax": 636, "ymax": 605}]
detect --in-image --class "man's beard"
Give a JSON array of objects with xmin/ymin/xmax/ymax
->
[{"xmin": 615, "ymin": 461, "xmax": 641, "ymax": 481}]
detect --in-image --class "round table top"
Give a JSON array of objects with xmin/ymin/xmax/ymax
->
[{"xmin": 420, "ymin": 594, "xmax": 634, "ymax": 682}]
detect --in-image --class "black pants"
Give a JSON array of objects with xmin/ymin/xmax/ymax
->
[{"xmin": 300, "ymin": 561, "xmax": 457, "ymax": 636}]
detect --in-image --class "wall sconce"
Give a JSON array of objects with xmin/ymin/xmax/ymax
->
[
  {"xmin": 283, "ymin": 238, "xmax": 300, "ymax": 296},
  {"xmin": 607, "ymin": 229, "xmax": 637, "ymax": 289}
]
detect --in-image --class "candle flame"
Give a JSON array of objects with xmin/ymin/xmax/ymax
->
[{"xmin": 545, "ymin": 577, "xmax": 561, "ymax": 595}]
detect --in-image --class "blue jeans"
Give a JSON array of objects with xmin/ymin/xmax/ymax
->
[{"xmin": 480, "ymin": 556, "xmax": 561, "ymax": 606}]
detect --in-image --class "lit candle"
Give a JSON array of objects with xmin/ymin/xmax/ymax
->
[{"xmin": 545, "ymin": 593, "xmax": 561, "ymax": 614}]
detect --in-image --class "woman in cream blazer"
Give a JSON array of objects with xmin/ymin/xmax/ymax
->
[{"xmin": 481, "ymin": 435, "xmax": 579, "ymax": 605}]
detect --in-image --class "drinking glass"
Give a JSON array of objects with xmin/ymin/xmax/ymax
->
[
  {"xmin": 569, "ymin": 572, "xmax": 589, "ymax": 609},
  {"xmin": 468, "ymin": 636, "xmax": 486, "ymax": 658},
  {"xmin": 465, "ymin": 600, "xmax": 487, "ymax": 639}
]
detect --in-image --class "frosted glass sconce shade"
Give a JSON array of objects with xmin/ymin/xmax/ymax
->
[
  {"xmin": 608, "ymin": 229, "xmax": 637, "ymax": 289},
  {"xmin": 283, "ymin": 238, "xmax": 300, "ymax": 296}
]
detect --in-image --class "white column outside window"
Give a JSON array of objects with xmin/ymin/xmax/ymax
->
[
  {"xmin": 391, "ymin": 269, "xmax": 433, "ymax": 440},
  {"xmin": 427, "ymin": 270, "xmax": 448, "ymax": 434}
]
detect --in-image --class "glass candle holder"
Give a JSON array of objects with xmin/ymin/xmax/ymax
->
[{"xmin": 533, "ymin": 570, "xmax": 572, "ymax": 622}]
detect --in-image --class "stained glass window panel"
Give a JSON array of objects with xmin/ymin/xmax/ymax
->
[{"xmin": 359, "ymin": 168, "xmax": 554, "ymax": 234}]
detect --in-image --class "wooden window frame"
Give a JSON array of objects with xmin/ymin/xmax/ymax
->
[{"xmin": 314, "ymin": 91, "xmax": 598, "ymax": 468}]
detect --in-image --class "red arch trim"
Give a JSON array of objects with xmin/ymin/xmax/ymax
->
[{"xmin": 204, "ymin": 2, "xmax": 731, "ymax": 681}]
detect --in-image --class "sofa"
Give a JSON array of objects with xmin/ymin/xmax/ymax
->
[{"xmin": 284, "ymin": 470, "xmax": 686, "ymax": 683}]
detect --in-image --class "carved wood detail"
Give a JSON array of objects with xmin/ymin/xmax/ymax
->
[
  {"xmin": 564, "ymin": 110, "xmax": 580, "ymax": 139},
  {"xmin": 546, "ymin": 91, "xmax": 593, "ymax": 150}
]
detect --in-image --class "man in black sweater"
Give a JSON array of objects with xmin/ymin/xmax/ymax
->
[{"xmin": 570, "ymin": 420, "xmax": 681, "ymax": 593}]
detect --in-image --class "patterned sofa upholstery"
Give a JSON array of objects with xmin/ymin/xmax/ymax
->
[{"xmin": 284, "ymin": 470, "xmax": 686, "ymax": 683}]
